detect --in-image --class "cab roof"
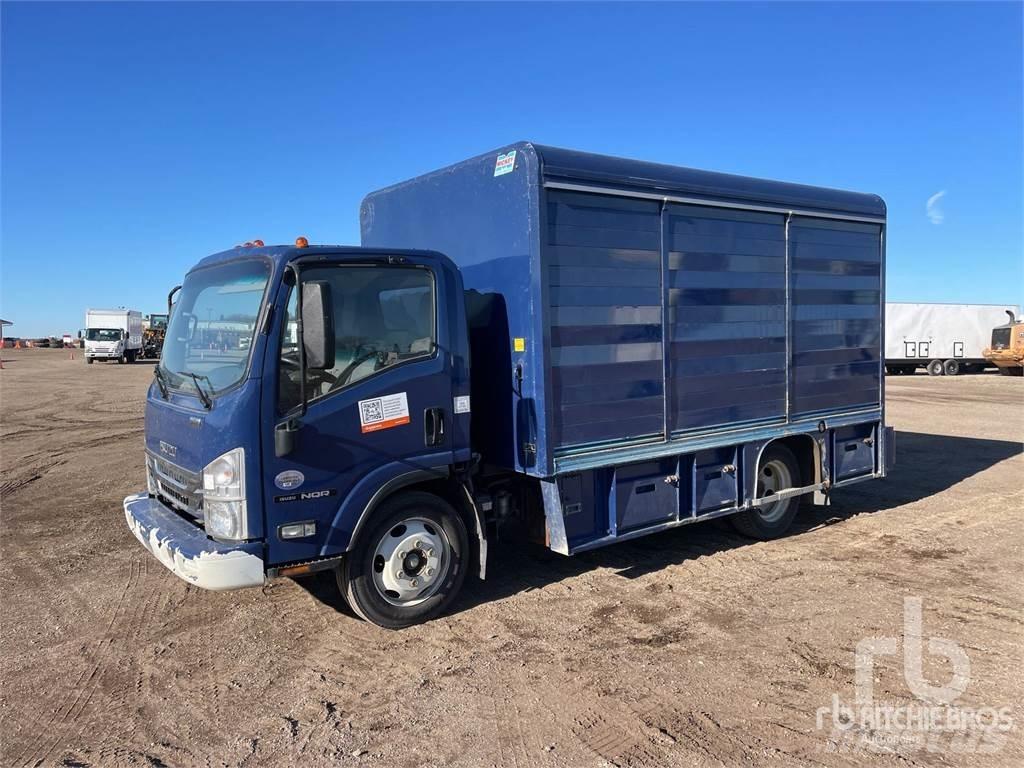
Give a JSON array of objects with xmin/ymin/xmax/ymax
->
[{"xmin": 191, "ymin": 244, "xmax": 452, "ymax": 272}]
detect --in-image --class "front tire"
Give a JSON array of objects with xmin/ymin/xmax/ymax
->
[
  {"xmin": 338, "ymin": 491, "xmax": 468, "ymax": 629},
  {"xmin": 731, "ymin": 444, "xmax": 801, "ymax": 540}
]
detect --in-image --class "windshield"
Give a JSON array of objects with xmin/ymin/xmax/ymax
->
[
  {"xmin": 160, "ymin": 259, "xmax": 271, "ymax": 396},
  {"xmin": 86, "ymin": 328, "xmax": 123, "ymax": 341},
  {"xmin": 149, "ymin": 315, "xmax": 168, "ymax": 330}
]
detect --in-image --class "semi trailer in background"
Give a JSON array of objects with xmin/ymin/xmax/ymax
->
[
  {"xmin": 84, "ymin": 308, "xmax": 143, "ymax": 364},
  {"xmin": 124, "ymin": 143, "xmax": 894, "ymax": 628},
  {"xmin": 984, "ymin": 310, "xmax": 1024, "ymax": 376},
  {"xmin": 884, "ymin": 302, "xmax": 1020, "ymax": 376}
]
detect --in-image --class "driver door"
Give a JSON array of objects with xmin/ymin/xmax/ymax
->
[{"xmin": 261, "ymin": 256, "xmax": 455, "ymax": 566}]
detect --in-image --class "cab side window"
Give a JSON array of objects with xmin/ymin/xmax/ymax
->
[{"xmin": 278, "ymin": 266, "xmax": 435, "ymax": 413}]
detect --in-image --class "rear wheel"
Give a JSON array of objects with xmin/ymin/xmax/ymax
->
[
  {"xmin": 338, "ymin": 491, "xmax": 468, "ymax": 629},
  {"xmin": 1000, "ymin": 366, "xmax": 1024, "ymax": 377},
  {"xmin": 926, "ymin": 359, "xmax": 944, "ymax": 376},
  {"xmin": 731, "ymin": 444, "xmax": 800, "ymax": 540},
  {"xmin": 943, "ymin": 359, "xmax": 960, "ymax": 376}
]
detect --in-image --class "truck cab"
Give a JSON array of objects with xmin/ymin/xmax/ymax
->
[
  {"xmin": 124, "ymin": 244, "xmax": 480, "ymax": 627},
  {"xmin": 84, "ymin": 327, "xmax": 128, "ymax": 361}
]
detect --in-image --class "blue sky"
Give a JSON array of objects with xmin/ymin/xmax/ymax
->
[{"xmin": 2, "ymin": 1, "xmax": 1021, "ymax": 337}]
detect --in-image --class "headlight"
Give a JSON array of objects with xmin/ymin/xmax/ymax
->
[{"xmin": 202, "ymin": 447, "xmax": 247, "ymax": 540}]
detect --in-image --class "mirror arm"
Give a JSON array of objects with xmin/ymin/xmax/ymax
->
[
  {"xmin": 167, "ymin": 285, "xmax": 182, "ymax": 317},
  {"xmin": 288, "ymin": 264, "xmax": 308, "ymax": 419}
]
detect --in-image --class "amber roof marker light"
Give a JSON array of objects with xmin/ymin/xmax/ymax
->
[{"xmin": 295, "ymin": 236, "xmax": 309, "ymax": 248}]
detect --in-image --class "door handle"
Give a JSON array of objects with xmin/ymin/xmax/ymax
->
[{"xmin": 424, "ymin": 407, "xmax": 445, "ymax": 447}]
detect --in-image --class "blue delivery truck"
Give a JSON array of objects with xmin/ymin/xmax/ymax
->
[{"xmin": 125, "ymin": 143, "xmax": 894, "ymax": 628}]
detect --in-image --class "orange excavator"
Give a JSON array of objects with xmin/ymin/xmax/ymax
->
[{"xmin": 983, "ymin": 311, "xmax": 1024, "ymax": 376}]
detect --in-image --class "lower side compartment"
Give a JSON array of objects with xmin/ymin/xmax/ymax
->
[{"xmin": 540, "ymin": 420, "xmax": 892, "ymax": 554}]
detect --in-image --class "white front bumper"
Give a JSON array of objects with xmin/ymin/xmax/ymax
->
[{"xmin": 123, "ymin": 493, "xmax": 265, "ymax": 591}]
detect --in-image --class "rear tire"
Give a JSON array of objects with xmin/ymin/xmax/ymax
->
[
  {"xmin": 731, "ymin": 444, "xmax": 800, "ymax": 540},
  {"xmin": 1000, "ymin": 367, "xmax": 1024, "ymax": 377},
  {"xmin": 926, "ymin": 359, "xmax": 944, "ymax": 376},
  {"xmin": 943, "ymin": 359, "xmax": 960, "ymax": 376},
  {"xmin": 338, "ymin": 491, "xmax": 468, "ymax": 629},
  {"xmin": 86, "ymin": 358, "xmax": 94, "ymax": 365}
]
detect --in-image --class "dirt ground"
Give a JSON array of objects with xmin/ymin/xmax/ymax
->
[{"xmin": 1, "ymin": 348, "xmax": 1021, "ymax": 768}]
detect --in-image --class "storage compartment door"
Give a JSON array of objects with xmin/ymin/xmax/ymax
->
[
  {"xmin": 666, "ymin": 204, "xmax": 787, "ymax": 432},
  {"xmin": 790, "ymin": 218, "xmax": 882, "ymax": 416},
  {"xmin": 546, "ymin": 190, "xmax": 665, "ymax": 451}
]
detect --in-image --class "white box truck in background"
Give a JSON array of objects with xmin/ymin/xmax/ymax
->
[
  {"xmin": 84, "ymin": 309, "xmax": 143, "ymax": 364},
  {"xmin": 885, "ymin": 302, "xmax": 1020, "ymax": 376}
]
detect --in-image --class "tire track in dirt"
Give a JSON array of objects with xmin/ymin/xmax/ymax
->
[
  {"xmin": 490, "ymin": 688, "xmax": 533, "ymax": 768},
  {"xmin": 11, "ymin": 556, "xmax": 142, "ymax": 767}
]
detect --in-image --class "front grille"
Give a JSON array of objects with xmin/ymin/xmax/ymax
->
[
  {"xmin": 991, "ymin": 328, "xmax": 1011, "ymax": 349},
  {"xmin": 148, "ymin": 452, "xmax": 203, "ymax": 520}
]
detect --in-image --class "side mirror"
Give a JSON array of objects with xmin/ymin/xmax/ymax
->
[{"xmin": 302, "ymin": 281, "xmax": 335, "ymax": 370}]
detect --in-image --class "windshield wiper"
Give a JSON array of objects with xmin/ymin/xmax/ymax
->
[
  {"xmin": 153, "ymin": 366, "xmax": 169, "ymax": 399},
  {"xmin": 179, "ymin": 371, "xmax": 213, "ymax": 410}
]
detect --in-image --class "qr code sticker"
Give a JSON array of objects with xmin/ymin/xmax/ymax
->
[
  {"xmin": 359, "ymin": 392, "xmax": 410, "ymax": 433},
  {"xmin": 360, "ymin": 399, "xmax": 384, "ymax": 424}
]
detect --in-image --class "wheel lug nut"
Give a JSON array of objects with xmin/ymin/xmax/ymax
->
[
  {"xmin": 398, "ymin": 550, "xmax": 405, "ymax": 559},
  {"xmin": 414, "ymin": 540, "xmax": 422, "ymax": 549},
  {"xmin": 397, "ymin": 571, "xmax": 405, "ymax": 579},
  {"xmin": 426, "ymin": 568, "xmax": 434, "ymax": 577},
  {"xmin": 410, "ymin": 579, "xmax": 418, "ymax": 587}
]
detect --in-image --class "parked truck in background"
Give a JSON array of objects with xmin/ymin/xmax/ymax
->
[
  {"xmin": 884, "ymin": 302, "xmax": 1020, "ymax": 376},
  {"xmin": 84, "ymin": 308, "xmax": 143, "ymax": 364},
  {"xmin": 123, "ymin": 143, "xmax": 894, "ymax": 628},
  {"xmin": 984, "ymin": 310, "xmax": 1024, "ymax": 376}
]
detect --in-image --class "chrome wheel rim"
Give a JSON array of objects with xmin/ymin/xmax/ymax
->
[
  {"xmin": 757, "ymin": 459, "xmax": 793, "ymax": 523},
  {"xmin": 371, "ymin": 517, "xmax": 450, "ymax": 607}
]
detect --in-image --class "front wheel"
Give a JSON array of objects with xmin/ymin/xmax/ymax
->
[
  {"xmin": 731, "ymin": 444, "xmax": 801, "ymax": 540},
  {"xmin": 338, "ymin": 491, "xmax": 469, "ymax": 629}
]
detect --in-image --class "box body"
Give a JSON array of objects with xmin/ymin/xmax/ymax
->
[{"xmin": 361, "ymin": 143, "xmax": 886, "ymax": 479}]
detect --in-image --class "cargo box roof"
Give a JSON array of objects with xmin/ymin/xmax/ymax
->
[
  {"xmin": 370, "ymin": 142, "xmax": 885, "ymax": 220},
  {"xmin": 531, "ymin": 143, "xmax": 885, "ymax": 218}
]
